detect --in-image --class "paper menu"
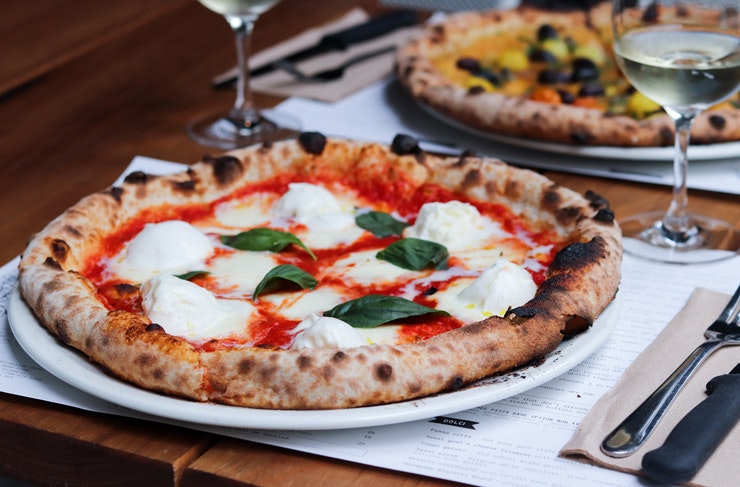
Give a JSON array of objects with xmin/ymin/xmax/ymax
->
[{"xmin": 2, "ymin": 153, "xmax": 739, "ymax": 486}]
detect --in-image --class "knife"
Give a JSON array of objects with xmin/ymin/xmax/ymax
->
[
  {"xmin": 641, "ymin": 363, "xmax": 740, "ymax": 484},
  {"xmin": 213, "ymin": 9, "xmax": 419, "ymax": 87}
]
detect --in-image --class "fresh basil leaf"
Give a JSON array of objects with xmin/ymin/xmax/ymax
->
[
  {"xmin": 174, "ymin": 270, "xmax": 209, "ymax": 281},
  {"xmin": 253, "ymin": 264, "xmax": 318, "ymax": 301},
  {"xmin": 220, "ymin": 228, "xmax": 316, "ymax": 260},
  {"xmin": 355, "ymin": 211, "xmax": 409, "ymax": 238},
  {"xmin": 376, "ymin": 238, "xmax": 449, "ymax": 271},
  {"xmin": 324, "ymin": 294, "xmax": 449, "ymax": 328}
]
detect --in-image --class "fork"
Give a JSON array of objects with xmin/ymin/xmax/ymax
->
[
  {"xmin": 274, "ymin": 46, "xmax": 395, "ymax": 82},
  {"xmin": 601, "ymin": 282, "xmax": 740, "ymax": 457}
]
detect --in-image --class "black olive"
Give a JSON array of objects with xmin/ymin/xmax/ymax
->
[
  {"xmin": 537, "ymin": 24, "xmax": 558, "ymax": 42},
  {"xmin": 578, "ymin": 83, "xmax": 605, "ymax": 97},
  {"xmin": 558, "ymin": 89, "xmax": 575, "ymax": 104},
  {"xmin": 538, "ymin": 68, "xmax": 570, "ymax": 84},
  {"xmin": 477, "ymin": 69, "xmax": 502, "ymax": 86},
  {"xmin": 456, "ymin": 57, "xmax": 481, "ymax": 73},
  {"xmin": 571, "ymin": 58, "xmax": 599, "ymax": 82},
  {"xmin": 528, "ymin": 48, "xmax": 557, "ymax": 64}
]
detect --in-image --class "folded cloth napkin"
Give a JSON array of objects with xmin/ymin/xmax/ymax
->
[
  {"xmin": 240, "ymin": 8, "xmax": 418, "ymax": 103},
  {"xmin": 561, "ymin": 288, "xmax": 740, "ymax": 487}
]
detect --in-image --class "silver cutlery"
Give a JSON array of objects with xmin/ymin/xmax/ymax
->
[
  {"xmin": 273, "ymin": 46, "xmax": 396, "ymax": 82},
  {"xmin": 601, "ymin": 282, "xmax": 740, "ymax": 457},
  {"xmin": 212, "ymin": 10, "xmax": 417, "ymax": 87}
]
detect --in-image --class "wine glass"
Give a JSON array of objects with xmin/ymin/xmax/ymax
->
[
  {"xmin": 188, "ymin": 0, "xmax": 301, "ymax": 149},
  {"xmin": 612, "ymin": 0, "xmax": 740, "ymax": 263}
]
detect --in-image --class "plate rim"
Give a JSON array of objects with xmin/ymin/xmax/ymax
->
[
  {"xmin": 8, "ymin": 286, "xmax": 619, "ymax": 430},
  {"xmin": 418, "ymin": 102, "xmax": 740, "ymax": 162}
]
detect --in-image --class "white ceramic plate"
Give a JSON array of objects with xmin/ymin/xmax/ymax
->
[
  {"xmin": 9, "ymin": 287, "xmax": 619, "ymax": 430},
  {"xmin": 419, "ymin": 103, "xmax": 740, "ymax": 161}
]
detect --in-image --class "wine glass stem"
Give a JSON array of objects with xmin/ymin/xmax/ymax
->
[
  {"xmin": 226, "ymin": 14, "xmax": 260, "ymax": 128},
  {"xmin": 661, "ymin": 108, "xmax": 699, "ymax": 241}
]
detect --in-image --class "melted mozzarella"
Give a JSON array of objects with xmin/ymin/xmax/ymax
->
[
  {"xmin": 404, "ymin": 201, "xmax": 488, "ymax": 251},
  {"xmin": 215, "ymin": 193, "xmax": 275, "ymax": 228},
  {"xmin": 325, "ymin": 249, "xmax": 422, "ymax": 286},
  {"xmin": 272, "ymin": 182, "xmax": 364, "ymax": 248},
  {"xmin": 273, "ymin": 183, "xmax": 343, "ymax": 223},
  {"xmin": 273, "ymin": 287, "xmax": 348, "ymax": 320},
  {"xmin": 290, "ymin": 314, "xmax": 368, "ymax": 349},
  {"xmin": 206, "ymin": 251, "xmax": 279, "ymax": 296},
  {"xmin": 434, "ymin": 259, "xmax": 537, "ymax": 322},
  {"xmin": 112, "ymin": 220, "xmax": 213, "ymax": 282},
  {"xmin": 141, "ymin": 274, "xmax": 253, "ymax": 340}
]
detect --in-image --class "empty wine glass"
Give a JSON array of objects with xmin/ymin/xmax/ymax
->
[
  {"xmin": 188, "ymin": 0, "xmax": 300, "ymax": 149},
  {"xmin": 612, "ymin": 0, "xmax": 740, "ymax": 263}
]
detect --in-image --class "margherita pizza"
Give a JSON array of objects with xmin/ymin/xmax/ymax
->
[
  {"xmin": 395, "ymin": 2, "xmax": 740, "ymax": 147},
  {"xmin": 18, "ymin": 133, "xmax": 621, "ymax": 409}
]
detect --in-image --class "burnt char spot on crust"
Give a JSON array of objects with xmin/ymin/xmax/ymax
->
[
  {"xmin": 297, "ymin": 355, "xmax": 312, "ymax": 370},
  {"xmin": 145, "ymin": 323, "xmax": 164, "ymax": 332},
  {"xmin": 563, "ymin": 315, "xmax": 591, "ymax": 337},
  {"xmin": 298, "ymin": 131, "xmax": 327, "ymax": 155},
  {"xmin": 594, "ymin": 208, "xmax": 616, "ymax": 224},
  {"xmin": 174, "ymin": 180, "xmax": 196, "ymax": 191},
  {"xmin": 555, "ymin": 206, "xmax": 582, "ymax": 225},
  {"xmin": 50, "ymin": 239, "xmax": 70, "ymax": 263},
  {"xmin": 709, "ymin": 115, "xmax": 726, "ymax": 131},
  {"xmin": 43, "ymin": 256, "xmax": 62, "ymax": 270},
  {"xmin": 510, "ymin": 304, "xmax": 540, "ymax": 320},
  {"xmin": 391, "ymin": 133, "xmax": 421, "ymax": 155},
  {"xmin": 123, "ymin": 171, "xmax": 148, "ymax": 184},
  {"xmin": 550, "ymin": 237, "xmax": 606, "ymax": 272},
  {"xmin": 466, "ymin": 86, "xmax": 486, "ymax": 95},
  {"xmin": 461, "ymin": 168, "xmax": 482, "ymax": 191},
  {"xmin": 63, "ymin": 225, "xmax": 83, "ymax": 238},
  {"xmin": 321, "ymin": 365, "xmax": 335, "ymax": 380},
  {"xmin": 447, "ymin": 376, "xmax": 465, "ymax": 391},
  {"xmin": 454, "ymin": 149, "xmax": 478, "ymax": 167},
  {"xmin": 332, "ymin": 351, "xmax": 348, "ymax": 363},
  {"xmin": 206, "ymin": 155, "xmax": 244, "ymax": 186},
  {"xmin": 375, "ymin": 363, "xmax": 393, "ymax": 382},
  {"xmin": 541, "ymin": 184, "xmax": 563, "ymax": 212},
  {"xmin": 107, "ymin": 187, "xmax": 124, "ymax": 202},
  {"xmin": 55, "ymin": 320, "xmax": 71, "ymax": 344},
  {"xmin": 584, "ymin": 190, "xmax": 610, "ymax": 210},
  {"xmin": 238, "ymin": 359, "xmax": 253, "ymax": 374},
  {"xmin": 135, "ymin": 354, "xmax": 155, "ymax": 367},
  {"xmin": 570, "ymin": 132, "xmax": 593, "ymax": 144},
  {"xmin": 642, "ymin": 2, "xmax": 660, "ymax": 22},
  {"xmin": 659, "ymin": 127, "xmax": 674, "ymax": 145}
]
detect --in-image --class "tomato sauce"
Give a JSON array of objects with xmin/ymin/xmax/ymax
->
[{"xmin": 82, "ymin": 169, "xmax": 559, "ymax": 348}]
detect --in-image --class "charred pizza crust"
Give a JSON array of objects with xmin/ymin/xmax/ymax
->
[
  {"xmin": 18, "ymin": 134, "xmax": 622, "ymax": 409},
  {"xmin": 395, "ymin": 3, "xmax": 740, "ymax": 147}
]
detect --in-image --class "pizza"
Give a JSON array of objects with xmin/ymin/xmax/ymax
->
[
  {"xmin": 17, "ymin": 133, "xmax": 621, "ymax": 409},
  {"xmin": 395, "ymin": 1, "xmax": 740, "ymax": 147}
]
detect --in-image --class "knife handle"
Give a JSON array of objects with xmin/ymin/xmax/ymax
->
[
  {"xmin": 320, "ymin": 10, "xmax": 418, "ymax": 50},
  {"xmin": 641, "ymin": 374, "xmax": 740, "ymax": 484}
]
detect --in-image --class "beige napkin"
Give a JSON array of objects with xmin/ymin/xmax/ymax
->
[
  {"xmin": 561, "ymin": 288, "xmax": 740, "ymax": 487},
  {"xmin": 238, "ymin": 8, "xmax": 418, "ymax": 102}
]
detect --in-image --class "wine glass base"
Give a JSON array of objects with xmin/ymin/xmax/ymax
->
[
  {"xmin": 187, "ymin": 109, "xmax": 301, "ymax": 149},
  {"xmin": 620, "ymin": 211, "xmax": 740, "ymax": 264}
]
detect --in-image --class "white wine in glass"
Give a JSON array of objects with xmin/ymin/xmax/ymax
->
[
  {"xmin": 612, "ymin": 0, "xmax": 740, "ymax": 263},
  {"xmin": 188, "ymin": 0, "xmax": 301, "ymax": 149}
]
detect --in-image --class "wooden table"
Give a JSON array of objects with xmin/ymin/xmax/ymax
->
[{"xmin": 0, "ymin": 1, "xmax": 737, "ymax": 485}]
